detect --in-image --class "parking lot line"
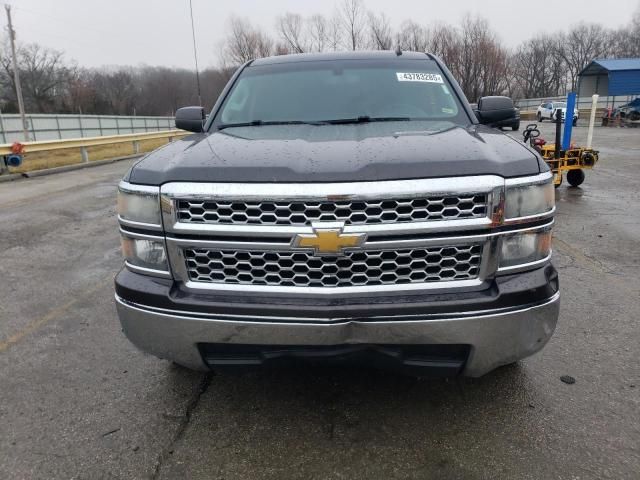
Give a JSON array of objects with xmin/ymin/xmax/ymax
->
[{"xmin": 0, "ymin": 276, "xmax": 112, "ymax": 353}]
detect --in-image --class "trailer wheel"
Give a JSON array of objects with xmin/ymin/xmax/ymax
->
[{"xmin": 567, "ymin": 169, "xmax": 585, "ymax": 187}]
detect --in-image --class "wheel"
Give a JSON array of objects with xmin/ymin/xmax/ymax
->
[
  {"xmin": 537, "ymin": 112, "xmax": 542, "ymax": 122},
  {"xmin": 511, "ymin": 121, "xmax": 520, "ymax": 131},
  {"xmin": 630, "ymin": 111, "xmax": 640, "ymax": 122},
  {"xmin": 581, "ymin": 151, "xmax": 596, "ymax": 167},
  {"xmin": 573, "ymin": 118, "xmax": 577, "ymax": 126},
  {"xmin": 567, "ymin": 169, "xmax": 585, "ymax": 187}
]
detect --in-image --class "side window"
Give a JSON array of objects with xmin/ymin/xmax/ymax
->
[{"xmin": 221, "ymin": 81, "xmax": 250, "ymax": 123}]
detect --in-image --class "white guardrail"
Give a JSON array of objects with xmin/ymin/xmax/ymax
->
[
  {"xmin": 515, "ymin": 95, "xmax": 636, "ymax": 112},
  {"xmin": 0, "ymin": 113, "xmax": 175, "ymax": 143}
]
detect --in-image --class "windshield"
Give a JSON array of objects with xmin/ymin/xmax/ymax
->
[
  {"xmin": 554, "ymin": 102, "xmax": 567, "ymax": 108},
  {"xmin": 213, "ymin": 58, "xmax": 469, "ymax": 129}
]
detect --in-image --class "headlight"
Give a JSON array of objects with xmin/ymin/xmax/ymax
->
[
  {"xmin": 117, "ymin": 183, "xmax": 161, "ymax": 225},
  {"xmin": 499, "ymin": 229, "xmax": 552, "ymax": 270},
  {"xmin": 121, "ymin": 234, "xmax": 168, "ymax": 273},
  {"xmin": 504, "ymin": 177, "xmax": 554, "ymax": 220}
]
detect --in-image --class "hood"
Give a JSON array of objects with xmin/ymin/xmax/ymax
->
[{"xmin": 127, "ymin": 123, "xmax": 542, "ymax": 185}]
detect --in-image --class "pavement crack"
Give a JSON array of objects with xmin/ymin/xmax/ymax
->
[
  {"xmin": 552, "ymin": 236, "xmax": 612, "ymax": 274},
  {"xmin": 150, "ymin": 373, "xmax": 213, "ymax": 479}
]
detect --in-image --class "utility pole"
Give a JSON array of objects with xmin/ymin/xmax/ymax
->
[{"xmin": 5, "ymin": 4, "xmax": 29, "ymax": 141}]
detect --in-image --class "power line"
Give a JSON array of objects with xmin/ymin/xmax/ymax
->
[{"xmin": 4, "ymin": 3, "xmax": 164, "ymax": 50}]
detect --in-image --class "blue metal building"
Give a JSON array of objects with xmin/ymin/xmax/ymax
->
[{"xmin": 578, "ymin": 58, "xmax": 640, "ymax": 99}]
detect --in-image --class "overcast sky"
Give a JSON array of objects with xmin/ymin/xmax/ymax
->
[{"xmin": 5, "ymin": 0, "xmax": 639, "ymax": 69}]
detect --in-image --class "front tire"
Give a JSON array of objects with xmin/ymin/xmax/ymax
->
[
  {"xmin": 567, "ymin": 169, "xmax": 585, "ymax": 187},
  {"xmin": 511, "ymin": 122, "xmax": 520, "ymax": 131},
  {"xmin": 573, "ymin": 118, "xmax": 577, "ymax": 127},
  {"xmin": 537, "ymin": 112, "xmax": 542, "ymax": 122}
]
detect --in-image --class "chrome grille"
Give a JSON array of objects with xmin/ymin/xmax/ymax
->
[
  {"xmin": 176, "ymin": 194, "xmax": 488, "ymax": 226},
  {"xmin": 184, "ymin": 245, "xmax": 483, "ymax": 288}
]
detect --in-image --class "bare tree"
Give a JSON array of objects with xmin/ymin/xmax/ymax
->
[
  {"xmin": 221, "ymin": 17, "xmax": 273, "ymax": 66},
  {"xmin": 276, "ymin": 13, "xmax": 307, "ymax": 53},
  {"xmin": 93, "ymin": 68, "xmax": 139, "ymax": 115},
  {"xmin": 368, "ymin": 12, "xmax": 393, "ymax": 50},
  {"xmin": 610, "ymin": 5, "xmax": 640, "ymax": 58},
  {"xmin": 559, "ymin": 23, "xmax": 611, "ymax": 91},
  {"xmin": 326, "ymin": 13, "xmax": 344, "ymax": 51},
  {"xmin": 340, "ymin": 0, "xmax": 367, "ymax": 50},
  {"xmin": 510, "ymin": 35, "xmax": 566, "ymax": 99},
  {"xmin": 0, "ymin": 43, "xmax": 76, "ymax": 113},
  {"xmin": 307, "ymin": 14, "xmax": 329, "ymax": 52},
  {"xmin": 427, "ymin": 23, "xmax": 461, "ymax": 68},
  {"xmin": 397, "ymin": 21, "xmax": 429, "ymax": 52}
]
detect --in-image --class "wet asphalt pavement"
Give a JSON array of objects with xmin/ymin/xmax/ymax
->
[{"xmin": 0, "ymin": 124, "xmax": 638, "ymax": 479}]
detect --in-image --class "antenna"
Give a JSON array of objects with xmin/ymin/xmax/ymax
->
[{"xmin": 189, "ymin": 0, "xmax": 202, "ymax": 107}]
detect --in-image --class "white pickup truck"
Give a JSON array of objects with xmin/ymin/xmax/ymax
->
[{"xmin": 537, "ymin": 101, "xmax": 578, "ymax": 125}]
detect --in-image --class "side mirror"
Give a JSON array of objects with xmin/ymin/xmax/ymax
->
[
  {"xmin": 475, "ymin": 96, "xmax": 517, "ymax": 126},
  {"xmin": 175, "ymin": 106, "xmax": 206, "ymax": 133}
]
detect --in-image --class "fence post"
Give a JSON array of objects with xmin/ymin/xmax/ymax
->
[
  {"xmin": 98, "ymin": 116, "xmax": 103, "ymax": 136},
  {"xmin": 586, "ymin": 94, "xmax": 599, "ymax": 148},
  {"xmin": 0, "ymin": 109, "xmax": 6, "ymax": 143},
  {"xmin": 29, "ymin": 116, "xmax": 37, "ymax": 141},
  {"xmin": 133, "ymin": 140, "xmax": 140, "ymax": 154},
  {"xmin": 55, "ymin": 115, "xmax": 62, "ymax": 139}
]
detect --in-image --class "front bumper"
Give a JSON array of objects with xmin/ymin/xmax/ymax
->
[{"xmin": 115, "ymin": 267, "xmax": 560, "ymax": 377}]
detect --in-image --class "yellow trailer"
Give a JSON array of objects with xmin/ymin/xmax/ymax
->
[
  {"xmin": 537, "ymin": 144, "xmax": 599, "ymax": 187},
  {"xmin": 522, "ymin": 124, "xmax": 599, "ymax": 187}
]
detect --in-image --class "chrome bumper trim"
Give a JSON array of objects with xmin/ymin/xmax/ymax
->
[
  {"xmin": 116, "ymin": 291, "xmax": 559, "ymax": 323},
  {"xmin": 115, "ymin": 292, "xmax": 560, "ymax": 377}
]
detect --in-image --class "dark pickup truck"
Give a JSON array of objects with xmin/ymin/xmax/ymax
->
[{"xmin": 115, "ymin": 51, "xmax": 558, "ymax": 377}]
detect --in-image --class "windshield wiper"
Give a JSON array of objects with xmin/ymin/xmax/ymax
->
[
  {"xmin": 217, "ymin": 120, "xmax": 325, "ymax": 130},
  {"xmin": 320, "ymin": 116, "xmax": 412, "ymax": 124},
  {"xmin": 217, "ymin": 117, "xmax": 413, "ymax": 130}
]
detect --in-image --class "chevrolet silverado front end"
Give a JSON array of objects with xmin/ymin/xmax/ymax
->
[{"xmin": 114, "ymin": 51, "xmax": 559, "ymax": 377}]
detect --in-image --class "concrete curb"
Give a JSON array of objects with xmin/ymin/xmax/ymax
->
[
  {"xmin": 0, "ymin": 173, "xmax": 23, "ymax": 183},
  {"xmin": 22, "ymin": 154, "xmax": 142, "ymax": 178}
]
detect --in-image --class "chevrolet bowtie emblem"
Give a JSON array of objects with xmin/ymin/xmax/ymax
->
[{"xmin": 292, "ymin": 223, "xmax": 366, "ymax": 255}]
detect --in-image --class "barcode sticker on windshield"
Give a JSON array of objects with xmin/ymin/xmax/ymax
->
[{"xmin": 396, "ymin": 72, "xmax": 443, "ymax": 83}]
